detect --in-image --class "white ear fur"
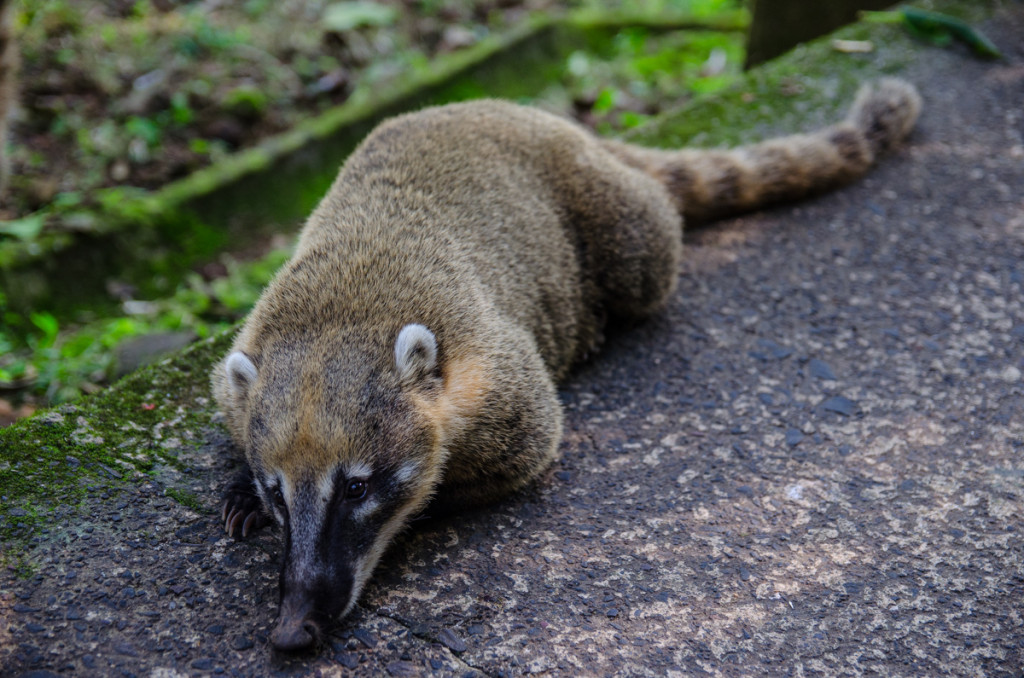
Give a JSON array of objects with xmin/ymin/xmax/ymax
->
[
  {"xmin": 394, "ymin": 324, "xmax": 437, "ymax": 383},
  {"xmin": 225, "ymin": 351, "xmax": 258, "ymax": 397}
]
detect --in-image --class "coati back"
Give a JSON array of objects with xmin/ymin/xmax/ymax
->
[{"xmin": 212, "ymin": 79, "xmax": 920, "ymax": 651}]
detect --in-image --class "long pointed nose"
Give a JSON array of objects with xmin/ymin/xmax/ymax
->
[{"xmin": 270, "ymin": 592, "xmax": 321, "ymax": 652}]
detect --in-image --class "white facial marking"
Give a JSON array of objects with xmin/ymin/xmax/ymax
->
[
  {"xmin": 317, "ymin": 470, "xmax": 336, "ymax": 506},
  {"xmin": 394, "ymin": 324, "xmax": 437, "ymax": 382},
  {"xmin": 225, "ymin": 351, "xmax": 257, "ymax": 396},
  {"xmin": 352, "ymin": 497, "xmax": 381, "ymax": 522},
  {"xmin": 345, "ymin": 460, "xmax": 373, "ymax": 481},
  {"xmin": 394, "ymin": 460, "xmax": 419, "ymax": 485}
]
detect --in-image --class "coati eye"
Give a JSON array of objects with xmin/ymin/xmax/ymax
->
[
  {"xmin": 345, "ymin": 480, "xmax": 367, "ymax": 501},
  {"xmin": 272, "ymin": 487, "xmax": 285, "ymax": 509}
]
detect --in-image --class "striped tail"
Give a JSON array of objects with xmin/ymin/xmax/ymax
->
[{"xmin": 605, "ymin": 78, "xmax": 922, "ymax": 224}]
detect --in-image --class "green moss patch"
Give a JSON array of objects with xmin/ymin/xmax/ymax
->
[
  {"xmin": 0, "ymin": 331, "xmax": 232, "ymax": 545},
  {"xmin": 626, "ymin": 0, "xmax": 999, "ymax": 149}
]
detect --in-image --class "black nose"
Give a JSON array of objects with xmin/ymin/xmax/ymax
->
[{"xmin": 270, "ymin": 614, "xmax": 320, "ymax": 652}]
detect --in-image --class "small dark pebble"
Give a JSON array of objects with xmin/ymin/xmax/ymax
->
[
  {"xmin": 13, "ymin": 603, "xmax": 38, "ymax": 613},
  {"xmin": 82, "ymin": 655, "xmax": 96, "ymax": 669},
  {"xmin": 430, "ymin": 658, "xmax": 444, "ymax": 670},
  {"xmin": 437, "ymin": 628, "xmax": 467, "ymax": 653},
  {"xmin": 191, "ymin": 658, "xmax": 215, "ymax": 670},
  {"xmin": 467, "ymin": 624, "xmax": 485, "ymax": 636},
  {"xmin": 207, "ymin": 624, "xmax": 225, "ymax": 636},
  {"xmin": 353, "ymin": 628, "xmax": 378, "ymax": 649},
  {"xmin": 899, "ymin": 479, "xmax": 916, "ymax": 491},
  {"xmin": 232, "ymin": 636, "xmax": 254, "ymax": 651},
  {"xmin": 740, "ymin": 568, "xmax": 751, "ymax": 581},
  {"xmin": 555, "ymin": 471, "xmax": 571, "ymax": 482},
  {"xmin": 763, "ymin": 339, "xmax": 793, "ymax": 360},
  {"xmin": 736, "ymin": 485, "xmax": 753, "ymax": 497},
  {"xmin": 386, "ymin": 660, "xmax": 419, "ymax": 677},
  {"xmin": 25, "ymin": 622, "xmax": 46, "ymax": 633},
  {"xmin": 18, "ymin": 671, "xmax": 61, "ymax": 678},
  {"xmin": 785, "ymin": 428, "xmax": 804, "ymax": 447},
  {"xmin": 114, "ymin": 642, "xmax": 138, "ymax": 657},
  {"xmin": 808, "ymin": 358, "xmax": 837, "ymax": 380},
  {"xmin": 606, "ymin": 608, "xmax": 619, "ymax": 618},
  {"xmin": 820, "ymin": 396, "xmax": 857, "ymax": 417},
  {"xmin": 337, "ymin": 654, "xmax": 359, "ymax": 669}
]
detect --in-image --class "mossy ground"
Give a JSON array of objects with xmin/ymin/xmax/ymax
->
[{"xmin": 0, "ymin": 331, "xmax": 232, "ymax": 547}]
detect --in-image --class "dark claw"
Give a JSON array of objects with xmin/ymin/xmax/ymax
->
[
  {"xmin": 229, "ymin": 509, "xmax": 245, "ymax": 537},
  {"xmin": 222, "ymin": 467, "xmax": 271, "ymax": 539},
  {"xmin": 242, "ymin": 511, "xmax": 259, "ymax": 538}
]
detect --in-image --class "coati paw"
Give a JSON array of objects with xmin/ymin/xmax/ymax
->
[{"xmin": 222, "ymin": 470, "xmax": 271, "ymax": 539}]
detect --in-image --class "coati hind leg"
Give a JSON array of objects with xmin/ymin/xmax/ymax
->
[{"xmin": 558, "ymin": 140, "xmax": 685, "ymax": 320}]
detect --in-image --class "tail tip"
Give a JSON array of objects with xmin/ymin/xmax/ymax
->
[{"xmin": 848, "ymin": 78, "xmax": 922, "ymax": 154}]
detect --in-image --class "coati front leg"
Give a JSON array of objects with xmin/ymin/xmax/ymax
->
[{"xmin": 222, "ymin": 465, "xmax": 272, "ymax": 538}]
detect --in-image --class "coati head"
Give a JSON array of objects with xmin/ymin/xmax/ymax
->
[{"xmin": 214, "ymin": 323, "xmax": 488, "ymax": 652}]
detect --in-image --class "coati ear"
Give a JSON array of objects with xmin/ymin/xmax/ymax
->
[
  {"xmin": 394, "ymin": 324, "xmax": 438, "ymax": 384},
  {"xmin": 225, "ymin": 351, "xmax": 258, "ymax": 398}
]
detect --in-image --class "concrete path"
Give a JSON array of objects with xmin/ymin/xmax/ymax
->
[{"xmin": 2, "ymin": 2, "xmax": 1022, "ymax": 676}]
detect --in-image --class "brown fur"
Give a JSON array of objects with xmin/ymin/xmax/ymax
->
[{"xmin": 212, "ymin": 79, "xmax": 920, "ymax": 638}]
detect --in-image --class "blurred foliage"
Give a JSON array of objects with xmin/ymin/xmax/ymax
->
[
  {"xmin": 1, "ymin": 0, "xmax": 746, "ymax": 414},
  {"xmin": 0, "ymin": 246, "xmax": 293, "ymax": 404}
]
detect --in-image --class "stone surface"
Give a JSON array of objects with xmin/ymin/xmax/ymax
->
[{"xmin": 2, "ymin": 2, "xmax": 1023, "ymax": 676}]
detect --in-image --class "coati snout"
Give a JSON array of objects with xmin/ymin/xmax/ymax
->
[{"xmin": 212, "ymin": 82, "xmax": 921, "ymax": 652}]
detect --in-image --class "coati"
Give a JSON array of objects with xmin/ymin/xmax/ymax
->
[{"xmin": 212, "ymin": 79, "xmax": 920, "ymax": 652}]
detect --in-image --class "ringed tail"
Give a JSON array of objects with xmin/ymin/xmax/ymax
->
[{"xmin": 605, "ymin": 78, "xmax": 922, "ymax": 224}]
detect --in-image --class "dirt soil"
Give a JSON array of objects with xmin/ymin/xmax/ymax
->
[
  {"xmin": 2, "ymin": 4, "xmax": 1024, "ymax": 677},
  {"xmin": 7, "ymin": 0, "xmax": 563, "ymax": 220}
]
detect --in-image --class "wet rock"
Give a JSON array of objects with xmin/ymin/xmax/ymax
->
[
  {"xmin": 231, "ymin": 636, "xmax": 254, "ymax": 651},
  {"xmin": 437, "ymin": 628, "xmax": 467, "ymax": 653},
  {"xmin": 819, "ymin": 396, "xmax": 857, "ymax": 417},
  {"xmin": 353, "ymin": 628, "xmax": 378, "ymax": 649},
  {"xmin": 113, "ymin": 641, "xmax": 138, "ymax": 656},
  {"xmin": 114, "ymin": 332, "xmax": 197, "ymax": 378},
  {"xmin": 386, "ymin": 660, "xmax": 419, "ymax": 677},
  {"xmin": 808, "ymin": 358, "xmax": 837, "ymax": 380}
]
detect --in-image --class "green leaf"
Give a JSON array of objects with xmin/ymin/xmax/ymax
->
[
  {"xmin": 0, "ymin": 214, "xmax": 46, "ymax": 240},
  {"xmin": 30, "ymin": 312, "xmax": 59, "ymax": 343},
  {"xmin": 593, "ymin": 87, "xmax": 617, "ymax": 114},
  {"xmin": 322, "ymin": 2, "xmax": 398, "ymax": 32}
]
